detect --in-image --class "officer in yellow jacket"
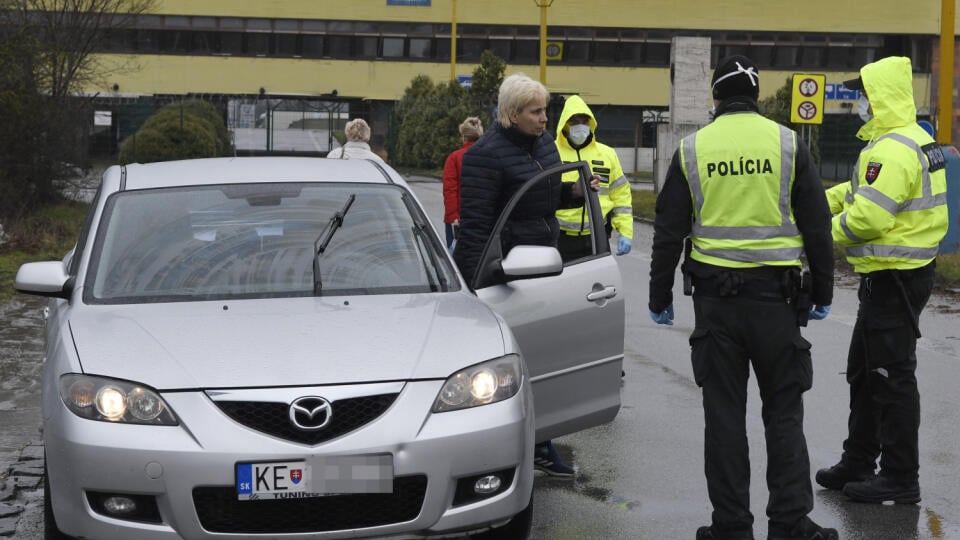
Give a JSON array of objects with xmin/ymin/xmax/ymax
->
[
  {"xmin": 815, "ymin": 56, "xmax": 948, "ymax": 505},
  {"xmin": 555, "ymin": 95, "xmax": 633, "ymax": 260},
  {"xmin": 649, "ymin": 55, "xmax": 837, "ymax": 540}
]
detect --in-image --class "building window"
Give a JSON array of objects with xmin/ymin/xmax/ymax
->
[
  {"xmin": 750, "ymin": 44, "xmax": 775, "ymax": 67},
  {"xmin": 382, "ymin": 37, "xmax": 405, "ymax": 58},
  {"xmin": 358, "ymin": 36, "xmax": 379, "ymax": 57},
  {"xmin": 218, "ymin": 31, "xmax": 243, "ymax": 55},
  {"xmin": 136, "ymin": 29, "xmax": 161, "ymax": 52},
  {"xmin": 301, "ymin": 35, "xmax": 324, "ymax": 57},
  {"xmin": 772, "ymin": 46, "xmax": 799, "ymax": 68},
  {"xmin": 826, "ymin": 46, "xmax": 852, "ymax": 69},
  {"xmin": 645, "ymin": 42, "xmax": 670, "ymax": 65},
  {"xmin": 246, "ymin": 32, "xmax": 270, "ymax": 56},
  {"xmin": 162, "ymin": 30, "xmax": 193, "ymax": 53},
  {"xmin": 564, "ymin": 40, "xmax": 591, "ymax": 62},
  {"xmin": 514, "ymin": 39, "xmax": 538, "ymax": 64},
  {"xmin": 594, "ymin": 41, "xmax": 619, "ymax": 64},
  {"xmin": 459, "ymin": 38, "xmax": 487, "ymax": 62},
  {"xmin": 276, "ymin": 33, "xmax": 299, "ymax": 56},
  {"xmin": 327, "ymin": 35, "xmax": 350, "ymax": 57},
  {"xmin": 488, "ymin": 39, "xmax": 511, "ymax": 61},
  {"xmin": 409, "ymin": 38, "xmax": 432, "ymax": 58}
]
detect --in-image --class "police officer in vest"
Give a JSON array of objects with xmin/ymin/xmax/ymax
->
[
  {"xmin": 648, "ymin": 55, "xmax": 837, "ymax": 540},
  {"xmin": 815, "ymin": 56, "xmax": 948, "ymax": 505}
]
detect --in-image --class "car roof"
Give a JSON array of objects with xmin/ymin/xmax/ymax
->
[{"xmin": 113, "ymin": 157, "xmax": 401, "ymax": 191}]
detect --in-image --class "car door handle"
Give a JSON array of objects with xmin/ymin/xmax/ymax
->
[{"xmin": 586, "ymin": 286, "xmax": 617, "ymax": 302}]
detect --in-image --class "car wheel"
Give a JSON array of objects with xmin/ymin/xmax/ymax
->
[
  {"xmin": 43, "ymin": 460, "xmax": 73, "ymax": 540},
  {"xmin": 467, "ymin": 492, "xmax": 533, "ymax": 540}
]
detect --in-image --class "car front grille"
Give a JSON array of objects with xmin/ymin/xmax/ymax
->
[
  {"xmin": 193, "ymin": 475, "xmax": 427, "ymax": 534},
  {"xmin": 215, "ymin": 393, "xmax": 398, "ymax": 445}
]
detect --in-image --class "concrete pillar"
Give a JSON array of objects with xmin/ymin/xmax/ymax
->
[{"xmin": 655, "ymin": 36, "xmax": 712, "ymax": 192}]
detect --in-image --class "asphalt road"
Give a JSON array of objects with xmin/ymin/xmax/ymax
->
[
  {"xmin": 3, "ymin": 176, "xmax": 960, "ymax": 539},
  {"xmin": 407, "ymin": 177, "xmax": 960, "ymax": 540}
]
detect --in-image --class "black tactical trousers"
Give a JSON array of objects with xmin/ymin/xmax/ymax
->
[
  {"xmin": 841, "ymin": 264, "xmax": 934, "ymax": 481},
  {"xmin": 557, "ymin": 232, "xmax": 593, "ymax": 262},
  {"xmin": 690, "ymin": 293, "xmax": 814, "ymax": 534}
]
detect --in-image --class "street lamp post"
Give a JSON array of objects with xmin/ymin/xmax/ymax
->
[
  {"xmin": 534, "ymin": 0, "xmax": 553, "ymax": 84},
  {"xmin": 450, "ymin": 0, "xmax": 458, "ymax": 81},
  {"xmin": 938, "ymin": 0, "xmax": 955, "ymax": 144}
]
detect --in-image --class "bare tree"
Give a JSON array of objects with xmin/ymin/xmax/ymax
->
[{"xmin": 0, "ymin": 0, "xmax": 154, "ymax": 218}]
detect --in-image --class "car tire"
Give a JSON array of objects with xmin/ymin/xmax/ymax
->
[
  {"xmin": 467, "ymin": 492, "xmax": 533, "ymax": 540},
  {"xmin": 43, "ymin": 460, "xmax": 73, "ymax": 540}
]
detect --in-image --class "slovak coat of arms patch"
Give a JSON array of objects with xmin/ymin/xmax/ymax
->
[{"xmin": 864, "ymin": 162, "xmax": 883, "ymax": 184}]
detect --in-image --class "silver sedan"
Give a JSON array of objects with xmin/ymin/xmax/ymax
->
[{"xmin": 15, "ymin": 157, "xmax": 623, "ymax": 539}]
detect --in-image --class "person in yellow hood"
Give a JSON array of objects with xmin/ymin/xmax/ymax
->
[
  {"xmin": 554, "ymin": 95, "xmax": 633, "ymax": 260},
  {"xmin": 815, "ymin": 56, "xmax": 948, "ymax": 505}
]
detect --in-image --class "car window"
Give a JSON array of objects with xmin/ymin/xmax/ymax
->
[
  {"xmin": 557, "ymin": 167, "xmax": 610, "ymax": 266},
  {"xmin": 85, "ymin": 182, "xmax": 458, "ymax": 303}
]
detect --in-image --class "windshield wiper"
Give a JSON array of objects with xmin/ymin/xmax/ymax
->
[{"xmin": 313, "ymin": 194, "xmax": 356, "ymax": 295}]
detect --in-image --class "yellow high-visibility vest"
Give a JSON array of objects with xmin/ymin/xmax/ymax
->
[{"xmin": 680, "ymin": 112, "xmax": 803, "ymax": 268}]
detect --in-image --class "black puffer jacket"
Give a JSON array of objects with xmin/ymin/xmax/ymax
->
[{"xmin": 454, "ymin": 123, "xmax": 575, "ymax": 283}]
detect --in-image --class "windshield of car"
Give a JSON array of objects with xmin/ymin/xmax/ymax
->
[{"xmin": 85, "ymin": 182, "xmax": 459, "ymax": 303}]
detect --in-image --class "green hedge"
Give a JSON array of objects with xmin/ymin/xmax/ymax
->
[{"xmin": 119, "ymin": 99, "xmax": 230, "ymax": 164}]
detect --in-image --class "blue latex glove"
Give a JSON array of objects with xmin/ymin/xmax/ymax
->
[
  {"xmin": 649, "ymin": 305, "xmax": 674, "ymax": 326},
  {"xmin": 616, "ymin": 236, "xmax": 632, "ymax": 256},
  {"xmin": 809, "ymin": 304, "xmax": 831, "ymax": 321}
]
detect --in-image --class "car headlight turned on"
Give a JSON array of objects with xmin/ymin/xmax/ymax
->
[
  {"xmin": 59, "ymin": 374, "xmax": 178, "ymax": 425},
  {"xmin": 432, "ymin": 354, "xmax": 522, "ymax": 413}
]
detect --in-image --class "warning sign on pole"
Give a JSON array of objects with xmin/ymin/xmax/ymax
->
[{"xmin": 790, "ymin": 74, "xmax": 826, "ymax": 124}]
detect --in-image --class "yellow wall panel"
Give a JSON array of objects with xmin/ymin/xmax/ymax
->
[
  {"xmin": 153, "ymin": 0, "xmax": 950, "ymax": 34},
  {"xmin": 95, "ymin": 56, "xmax": 931, "ymax": 111}
]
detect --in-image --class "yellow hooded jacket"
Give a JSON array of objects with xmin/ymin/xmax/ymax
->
[
  {"xmin": 555, "ymin": 95, "xmax": 633, "ymax": 240},
  {"xmin": 827, "ymin": 56, "xmax": 948, "ymax": 273}
]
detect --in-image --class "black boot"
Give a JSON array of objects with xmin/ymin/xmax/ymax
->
[
  {"xmin": 767, "ymin": 517, "xmax": 838, "ymax": 540},
  {"xmin": 815, "ymin": 460, "xmax": 874, "ymax": 490},
  {"xmin": 842, "ymin": 473, "xmax": 921, "ymax": 504}
]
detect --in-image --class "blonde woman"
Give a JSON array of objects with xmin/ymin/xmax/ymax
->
[{"xmin": 327, "ymin": 118, "xmax": 385, "ymax": 162}]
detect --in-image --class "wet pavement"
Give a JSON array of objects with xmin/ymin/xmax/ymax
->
[{"xmin": 0, "ymin": 296, "xmax": 45, "ymax": 537}]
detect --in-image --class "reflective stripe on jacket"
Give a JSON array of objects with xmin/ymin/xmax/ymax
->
[
  {"xmin": 829, "ymin": 56, "xmax": 948, "ymax": 273},
  {"xmin": 680, "ymin": 111, "xmax": 803, "ymax": 268},
  {"xmin": 555, "ymin": 95, "xmax": 633, "ymax": 239}
]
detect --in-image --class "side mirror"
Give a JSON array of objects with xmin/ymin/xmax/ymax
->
[
  {"xmin": 501, "ymin": 245, "xmax": 563, "ymax": 280},
  {"xmin": 15, "ymin": 261, "xmax": 73, "ymax": 299}
]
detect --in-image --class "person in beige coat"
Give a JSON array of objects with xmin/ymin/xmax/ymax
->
[{"xmin": 327, "ymin": 118, "xmax": 385, "ymax": 162}]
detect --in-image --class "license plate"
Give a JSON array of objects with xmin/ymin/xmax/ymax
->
[
  {"xmin": 236, "ymin": 455, "xmax": 393, "ymax": 500},
  {"xmin": 236, "ymin": 460, "xmax": 311, "ymax": 501}
]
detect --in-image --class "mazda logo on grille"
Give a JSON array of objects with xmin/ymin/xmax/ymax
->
[{"xmin": 289, "ymin": 396, "xmax": 333, "ymax": 431}]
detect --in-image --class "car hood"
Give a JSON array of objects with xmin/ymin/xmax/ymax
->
[{"xmin": 69, "ymin": 293, "xmax": 506, "ymax": 389}]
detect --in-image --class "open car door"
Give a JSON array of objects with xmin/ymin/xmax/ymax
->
[{"xmin": 473, "ymin": 161, "xmax": 624, "ymax": 443}]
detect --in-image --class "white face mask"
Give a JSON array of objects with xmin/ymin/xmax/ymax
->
[
  {"xmin": 567, "ymin": 123, "xmax": 591, "ymax": 146},
  {"xmin": 857, "ymin": 94, "xmax": 872, "ymax": 123}
]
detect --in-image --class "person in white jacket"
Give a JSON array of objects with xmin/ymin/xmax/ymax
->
[{"xmin": 327, "ymin": 118, "xmax": 385, "ymax": 162}]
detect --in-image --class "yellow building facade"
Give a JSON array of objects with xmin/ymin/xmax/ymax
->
[
  {"xmin": 87, "ymin": 0, "xmax": 954, "ymax": 176},
  {"xmin": 97, "ymin": 0, "xmax": 949, "ymax": 108}
]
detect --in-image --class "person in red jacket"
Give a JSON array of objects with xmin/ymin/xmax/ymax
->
[{"xmin": 442, "ymin": 117, "xmax": 484, "ymax": 250}]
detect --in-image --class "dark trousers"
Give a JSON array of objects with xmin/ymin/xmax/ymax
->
[
  {"xmin": 840, "ymin": 265, "xmax": 933, "ymax": 481},
  {"xmin": 557, "ymin": 233, "xmax": 593, "ymax": 262},
  {"xmin": 444, "ymin": 223, "xmax": 456, "ymax": 249},
  {"xmin": 691, "ymin": 293, "xmax": 813, "ymax": 533}
]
